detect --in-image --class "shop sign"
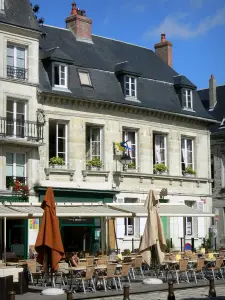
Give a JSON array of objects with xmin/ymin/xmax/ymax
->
[
  {"xmin": 62, "ymin": 217, "xmax": 93, "ymax": 224},
  {"xmin": 186, "ymin": 222, "xmax": 192, "ymax": 235}
]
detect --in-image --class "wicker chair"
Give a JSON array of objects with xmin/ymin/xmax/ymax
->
[
  {"xmin": 115, "ymin": 263, "xmax": 131, "ymax": 290},
  {"xmin": 188, "ymin": 258, "xmax": 206, "ymax": 283},
  {"xmin": 75, "ymin": 266, "xmax": 96, "ymax": 294},
  {"xmin": 96, "ymin": 263, "xmax": 118, "ymax": 291},
  {"xmin": 130, "ymin": 256, "xmax": 144, "ymax": 279},
  {"xmin": 170, "ymin": 259, "xmax": 189, "ymax": 284},
  {"xmin": 207, "ymin": 258, "xmax": 224, "ymax": 280}
]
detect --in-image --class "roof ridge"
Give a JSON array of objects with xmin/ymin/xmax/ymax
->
[
  {"xmin": 43, "ymin": 24, "xmax": 70, "ymax": 31},
  {"xmin": 198, "ymin": 83, "xmax": 225, "ymax": 91}
]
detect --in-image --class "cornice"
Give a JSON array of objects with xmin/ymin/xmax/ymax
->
[{"xmin": 37, "ymin": 91, "xmax": 213, "ymax": 126}]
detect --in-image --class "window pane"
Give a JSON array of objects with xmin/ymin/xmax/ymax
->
[
  {"xmin": 17, "ymin": 48, "xmax": 25, "ymax": 59},
  {"xmin": 6, "ymin": 153, "xmax": 13, "ymax": 165},
  {"xmin": 91, "ymin": 128, "xmax": 100, "ymax": 142},
  {"xmin": 16, "ymin": 165, "xmax": 25, "ymax": 177},
  {"xmin": 54, "ymin": 66, "xmax": 59, "ymax": 85},
  {"xmin": 128, "ymin": 131, "xmax": 135, "ymax": 144},
  {"xmin": 58, "ymin": 138, "xmax": 65, "ymax": 153},
  {"xmin": 16, "ymin": 153, "xmax": 25, "ymax": 165},
  {"xmin": 92, "ymin": 142, "xmax": 100, "ymax": 156},
  {"xmin": 17, "ymin": 58, "xmax": 25, "ymax": 69},
  {"xmin": 7, "ymin": 100, "xmax": 14, "ymax": 112},
  {"xmin": 131, "ymin": 90, "xmax": 135, "ymax": 97},
  {"xmin": 61, "ymin": 78, "xmax": 65, "ymax": 86},
  {"xmin": 181, "ymin": 138, "xmax": 185, "ymax": 149},
  {"xmin": 131, "ymin": 78, "xmax": 135, "ymax": 84},
  {"xmin": 58, "ymin": 124, "xmax": 65, "ymax": 138},
  {"xmin": 6, "ymin": 165, "xmax": 13, "ymax": 176},
  {"xmin": 125, "ymin": 76, "xmax": 129, "ymax": 84},
  {"xmin": 7, "ymin": 45, "xmax": 14, "ymax": 56},
  {"xmin": 187, "ymin": 139, "xmax": 192, "ymax": 151},
  {"xmin": 7, "ymin": 56, "xmax": 14, "ymax": 66},
  {"xmin": 58, "ymin": 153, "xmax": 65, "ymax": 161},
  {"xmin": 17, "ymin": 102, "xmax": 24, "ymax": 114},
  {"xmin": 79, "ymin": 72, "xmax": 91, "ymax": 86}
]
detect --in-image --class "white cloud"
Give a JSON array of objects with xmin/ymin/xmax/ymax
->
[{"xmin": 143, "ymin": 7, "xmax": 225, "ymax": 39}]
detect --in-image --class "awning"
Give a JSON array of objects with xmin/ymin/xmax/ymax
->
[
  {"xmin": 0, "ymin": 203, "xmax": 132, "ymax": 218},
  {"xmin": 109, "ymin": 203, "xmax": 215, "ymax": 217}
]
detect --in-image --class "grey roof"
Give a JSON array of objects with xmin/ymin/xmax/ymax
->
[
  {"xmin": 174, "ymin": 75, "xmax": 197, "ymax": 89},
  {"xmin": 198, "ymin": 85, "xmax": 225, "ymax": 133},
  {"xmin": 39, "ymin": 25, "xmax": 215, "ymax": 122},
  {"xmin": 0, "ymin": 0, "xmax": 40, "ymax": 32},
  {"xmin": 42, "ymin": 47, "xmax": 74, "ymax": 64}
]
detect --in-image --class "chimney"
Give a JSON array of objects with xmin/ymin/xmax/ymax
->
[
  {"xmin": 209, "ymin": 74, "xmax": 217, "ymax": 110},
  {"xmin": 65, "ymin": 2, "xmax": 92, "ymax": 42},
  {"xmin": 154, "ymin": 34, "xmax": 173, "ymax": 67}
]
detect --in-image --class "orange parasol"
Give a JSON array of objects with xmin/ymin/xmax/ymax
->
[{"xmin": 35, "ymin": 187, "xmax": 64, "ymax": 272}]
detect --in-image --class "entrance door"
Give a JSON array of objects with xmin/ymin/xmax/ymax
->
[{"xmin": 6, "ymin": 220, "xmax": 28, "ymax": 259}]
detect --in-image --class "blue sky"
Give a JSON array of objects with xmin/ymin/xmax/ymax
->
[{"xmin": 34, "ymin": 0, "xmax": 225, "ymax": 89}]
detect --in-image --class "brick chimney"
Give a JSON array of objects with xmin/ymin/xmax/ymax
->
[
  {"xmin": 209, "ymin": 74, "xmax": 217, "ymax": 110},
  {"xmin": 154, "ymin": 34, "xmax": 173, "ymax": 67},
  {"xmin": 65, "ymin": 2, "xmax": 92, "ymax": 43}
]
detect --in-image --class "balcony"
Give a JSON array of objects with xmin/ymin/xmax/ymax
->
[
  {"xmin": 0, "ymin": 117, "xmax": 44, "ymax": 146},
  {"xmin": 7, "ymin": 66, "xmax": 28, "ymax": 81}
]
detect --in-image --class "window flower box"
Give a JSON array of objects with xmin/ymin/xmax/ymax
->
[
  {"xmin": 49, "ymin": 156, "xmax": 65, "ymax": 168},
  {"xmin": 183, "ymin": 167, "xmax": 196, "ymax": 177},
  {"xmin": 86, "ymin": 158, "xmax": 103, "ymax": 171},
  {"xmin": 153, "ymin": 164, "xmax": 168, "ymax": 175}
]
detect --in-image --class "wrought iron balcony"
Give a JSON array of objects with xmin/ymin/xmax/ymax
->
[
  {"xmin": 0, "ymin": 117, "xmax": 44, "ymax": 142},
  {"xmin": 7, "ymin": 65, "xmax": 28, "ymax": 80}
]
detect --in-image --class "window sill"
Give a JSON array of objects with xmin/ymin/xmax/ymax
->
[
  {"xmin": 125, "ymin": 96, "xmax": 140, "ymax": 103},
  {"xmin": 52, "ymin": 86, "xmax": 71, "ymax": 93},
  {"xmin": 44, "ymin": 167, "xmax": 75, "ymax": 181},
  {"xmin": 82, "ymin": 170, "xmax": 110, "ymax": 182},
  {"xmin": 183, "ymin": 107, "xmax": 195, "ymax": 112}
]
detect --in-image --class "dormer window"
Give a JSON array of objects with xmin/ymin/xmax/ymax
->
[
  {"xmin": 53, "ymin": 63, "xmax": 68, "ymax": 88},
  {"xmin": 125, "ymin": 76, "xmax": 137, "ymax": 98},
  {"xmin": 184, "ymin": 89, "xmax": 193, "ymax": 109},
  {"xmin": 220, "ymin": 117, "xmax": 225, "ymax": 129},
  {"xmin": 78, "ymin": 71, "xmax": 92, "ymax": 87}
]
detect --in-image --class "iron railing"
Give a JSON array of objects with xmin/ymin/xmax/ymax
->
[
  {"xmin": 7, "ymin": 65, "xmax": 28, "ymax": 80},
  {"xmin": 0, "ymin": 117, "xmax": 44, "ymax": 142}
]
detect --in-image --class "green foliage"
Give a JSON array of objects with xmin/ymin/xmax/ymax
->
[
  {"xmin": 49, "ymin": 156, "xmax": 65, "ymax": 165},
  {"xmin": 86, "ymin": 157, "xmax": 103, "ymax": 168},
  {"xmin": 165, "ymin": 238, "xmax": 174, "ymax": 253},
  {"xmin": 128, "ymin": 161, "xmax": 136, "ymax": 169},
  {"xmin": 153, "ymin": 163, "xmax": 168, "ymax": 173},
  {"xmin": 184, "ymin": 166, "xmax": 196, "ymax": 175}
]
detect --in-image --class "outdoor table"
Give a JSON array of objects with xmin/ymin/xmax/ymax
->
[{"xmin": 6, "ymin": 262, "xmax": 18, "ymax": 266}]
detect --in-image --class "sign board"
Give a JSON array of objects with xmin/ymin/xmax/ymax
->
[
  {"xmin": 186, "ymin": 221, "xmax": 192, "ymax": 235},
  {"xmin": 62, "ymin": 218, "xmax": 93, "ymax": 225},
  {"xmin": 128, "ymin": 225, "xmax": 134, "ymax": 235}
]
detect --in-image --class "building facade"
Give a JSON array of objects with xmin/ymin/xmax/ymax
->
[
  {"xmin": 0, "ymin": 0, "xmax": 215, "ymax": 258},
  {"xmin": 198, "ymin": 76, "xmax": 225, "ymax": 248}
]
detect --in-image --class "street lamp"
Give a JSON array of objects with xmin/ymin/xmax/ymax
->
[{"xmin": 120, "ymin": 153, "xmax": 132, "ymax": 171}]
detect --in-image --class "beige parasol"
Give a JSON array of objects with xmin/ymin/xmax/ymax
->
[{"xmin": 139, "ymin": 190, "xmax": 166, "ymax": 265}]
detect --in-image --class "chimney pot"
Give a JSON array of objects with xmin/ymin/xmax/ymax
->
[
  {"xmin": 71, "ymin": 2, "xmax": 77, "ymax": 15},
  {"xmin": 154, "ymin": 34, "xmax": 173, "ymax": 67},
  {"xmin": 209, "ymin": 75, "xmax": 217, "ymax": 110}
]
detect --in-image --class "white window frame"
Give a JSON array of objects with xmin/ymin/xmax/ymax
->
[
  {"xmin": 89, "ymin": 127, "xmax": 102, "ymax": 161},
  {"xmin": 124, "ymin": 76, "xmax": 137, "ymax": 98},
  {"xmin": 181, "ymin": 137, "xmax": 194, "ymax": 170},
  {"xmin": 78, "ymin": 71, "xmax": 92, "ymax": 86},
  {"xmin": 7, "ymin": 44, "xmax": 27, "ymax": 79},
  {"xmin": 0, "ymin": 0, "xmax": 4, "ymax": 11},
  {"xmin": 184, "ymin": 89, "xmax": 193, "ymax": 109},
  {"xmin": 56, "ymin": 122, "xmax": 68, "ymax": 166},
  {"xmin": 122, "ymin": 129, "xmax": 138, "ymax": 168},
  {"xmin": 6, "ymin": 152, "xmax": 26, "ymax": 184},
  {"xmin": 6, "ymin": 99, "xmax": 27, "ymax": 137},
  {"xmin": 154, "ymin": 134, "xmax": 167, "ymax": 165},
  {"xmin": 124, "ymin": 198, "xmax": 139, "ymax": 237},
  {"xmin": 52, "ymin": 63, "xmax": 68, "ymax": 88},
  {"xmin": 221, "ymin": 154, "xmax": 225, "ymax": 188}
]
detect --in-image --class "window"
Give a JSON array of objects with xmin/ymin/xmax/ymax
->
[
  {"xmin": 153, "ymin": 134, "xmax": 167, "ymax": 165},
  {"xmin": 53, "ymin": 63, "xmax": 68, "ymax": 88},
  {"xmin": 184, "ymin": 89, "xmax": 193, "ymax": 109},
  {"xmin": 124, "ymin": 198, "xmax": 139, "ymax": 236},
  {"xmin": 6, "ymin": 153, "xmax": 26, "ymax": 189},
  {"xmin": 122, "ymin": 129, "xmax": 137, "ymax": 168},
  {"xmin": 181, "ymin": 137, "xmax": 194, "ymax": 171},
  {"xmin": 49, "ymin": 120, "xmax": 68, "ymax": 166},
  {"xmin": 78, "ymin": 71, "xmax": 92, "ymax": 86},
  {"xmin": 0, "ymin": 0, "xmax": 4, "ymax": 11},
  {"xmin": 185, "ymin": 201, "xmax": 195, "ymax": 236},
  {"xmin": 6, "ymin": 99, "xmax": 26, "ymax": 138},
  {"xmin": 86, "ymin": 126, "xmax": 102, "ymax": 161},
  {"xmin": 124, "ymin": 76, "xmax": 137, "ymax": 98},
  {"xmin": 7, "ymin": 44, "xmax": 27, "ymax": 80}
]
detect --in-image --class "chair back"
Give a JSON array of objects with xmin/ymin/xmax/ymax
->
[
  {"xmin": 134, "ymin": 256, "xmax": 142, "ymax": 268},
  {"xmin": 121, "ymin": 263, "xmax": 131, "ymax": 276},
  {"xmin": 78, "ymin": 261, "xmax": 88, "ymax": 267},
  {"xmin": 219, "ymin": 250, "xmax": 225, "ymax": 258},
  {"xmin": 97, "ymin": 259, "xmax": 108, "ymax": 265},
  {"xmin": 196, "ymin": 258, "xmax": 205, "ymax": 271},
  {"xmin": 26, "ymin": 259, "xmax": 37, "ymax": 273},
  {"xmin": 215, "ymin": 258, "xmax": 223, "ymax": 269},
  {"xmin": 106, "ymin": 264, "xmax": 117, "ymax": 277},
  {"xmin": 85, "ymin": 266, "xmax": 95, "ymax": 280},
  {"xmin": 179, "ymin": 259, "xmax": 188, "ymax": 272},
  {"xmin": 86, "ymin": 257, "xmax": 94, "ymax": 265},
  {"xmin": 85, "ymin": 253, "xmax": 90, "ymax": 258},
  {"xmin": 58, "ymin": 262, "xmax": 69, "ymax": 274},
  {"xmin": 99, "ymin": 255, "xmax": 109, "ymax": 261},
  {"xmin": 123, "ymin": 256, "xmax": 132, "ymax": 263}
]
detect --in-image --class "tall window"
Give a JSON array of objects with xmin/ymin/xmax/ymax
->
[
  {"xmin": 6, "ymin": 99, "xmax": 26, "ymax": 138},
  {"xmin": 53, "ymin": 64, "xmax": 67, "ymax": 88},
  {"xmin": 184, "ymin": 89, "xmax": 193, "ymax": 109},
  {"xmin": 7, "ymin": 44, "xmax": 27, "ymax": 80},
  {"xmin": 124, "ymin": 76, "xmax": 137, "ymax": 98},
  {"xmin": 49, "ymin": 120, "xmax": 68, "ymax": 166},
  {"xmin": 122, "ymin": 129, "xmax": 137, "ymax": 168},
  {"xmin": 86, "ymin": 126, "xmax": 102, "ymax": 161},
  {"xmin": 124, "ymin": 198, "xmax": 139, "ymax": 236},
  {"xmin": 181, "ymin": 137, "xmax": 194, "ymax": 171},
  {"xmin": 6, "ymin": 153, "xmax": 26, "ymax": 189},
  {"xmin": 153, "ymin": 134, "xmax": 167, "ymax": 165}
]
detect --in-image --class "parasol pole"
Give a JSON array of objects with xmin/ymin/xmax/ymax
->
[{"xmin": 4, "ymin": 217, "xmax": 6, "ymax": 263}]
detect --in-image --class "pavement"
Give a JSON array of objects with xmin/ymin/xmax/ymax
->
[{"xmin": 15, "ymin": 280, "xmax": 225, "ymax": 300}]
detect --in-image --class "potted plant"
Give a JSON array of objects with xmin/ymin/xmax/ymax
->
[
  {"xmin": 8, "ymin": 178, "xmax": 14, "ymax": 191},
  {"xmin": 128, "ymin": 161, "xmax": 136, "ymax": 170},
  {"xmin": 183, "ymin": 166, "xmax": 196, "ymax": 177},
  {"xmin": 49, "ymin": 156, "xmax": 65, "ymax": 168},
  {"xmin": 86, "ymin": 157, "xmax": 103, "ymax": 171},
  {"xmin": 153, "ymin": 163, "xmax": 168, "ymax": 175}
]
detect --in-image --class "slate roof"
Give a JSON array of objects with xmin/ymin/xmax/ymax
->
[
  {"xmin": 174, "ymin": 75, "xmax": 197, "ymax": 89},
  {"xmin": 198, "ymin": 85, "xmax": 225, "ymax": 133},
  {"xmin": 0, "ymin": 0, "xmax": 40, "ymax": 32},
  {"xmin": 39, "ymin": 24, "xmax": 215, "ymax": 122},
  {"xmin": 42, "ymin": 47, "xmax": 74, "ymax": 64}
]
